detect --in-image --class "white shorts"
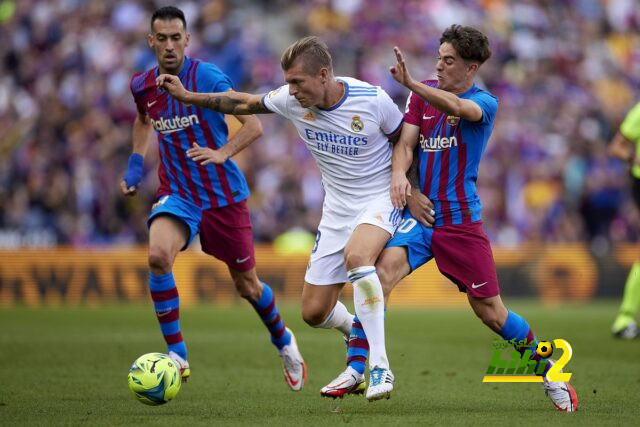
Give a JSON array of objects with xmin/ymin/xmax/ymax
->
[{"xmin": 304, "ymin": 193, "xmax": 402, "ymax": 285}]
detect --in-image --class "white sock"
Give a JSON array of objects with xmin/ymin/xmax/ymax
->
[
  {"xmin": 349, "ymin": 266, "xmax": 389, "ymax": 370},
  {"xmin": 315, "ymin": 300, "xmax": 353, "ymax": 337}
]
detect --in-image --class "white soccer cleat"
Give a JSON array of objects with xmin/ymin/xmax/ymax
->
[
  {"xmin": 366, "ymin": 366, "xmax": 394, "ymax": 401},
  {"xmin": 279, "ymin": 328, "xmax": 307, "ymax": 391},
  {"xmin": 612, "ymin": 320, "xmax": 639, "ymax": 339},
  {"xmin": 168, "ymin": 351, "xmax": 190, "ymax": 382},
  {"xmin": 542, "ymin": 360, "xmax": 578, "ymax": 412},
  {"xmin": 320, "ymin": 366, "xmax": 366, "ymax": 399}
]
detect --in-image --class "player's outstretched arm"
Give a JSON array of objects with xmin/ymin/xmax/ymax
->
[
  {"xmin": 120, "ymin": 113, "xmax": 153, "ymax": 196},
  {"xmin": 389, "ymin": 47, "xmax": 482, "ymax": 122},
  {"xmin": 187, "ymin": 114, "xmax": 263, "ymax": 165},
  {"xmin": 156, "ymin": 74, "xmax": 270, "ymax": 115}
]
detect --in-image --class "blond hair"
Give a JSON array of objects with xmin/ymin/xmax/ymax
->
[{"xmin": 280, "ymin": 36, "xmax": 333, "ymax": 74}]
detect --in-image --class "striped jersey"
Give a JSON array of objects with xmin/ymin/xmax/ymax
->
[
  {"xmin": 130, "ymin": 56, "xmax": 249, "ymax": 209},
  {"xmin": 262, "ymin": 77, "xmax": 403, "ymax": 214},
  {"xmin": 405, "ymin": 80, "xmax": 498, "ymax": 226}
]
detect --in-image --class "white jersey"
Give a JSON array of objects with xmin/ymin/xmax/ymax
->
[{"xmin": 262, "ymin": 77, "xmax": 403, "ymax": 214}]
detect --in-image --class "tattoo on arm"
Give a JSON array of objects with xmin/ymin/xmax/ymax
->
[
  {"xmin": 406, "ymin": 156, "xmax": 420, "ymax": 188},
  {"xmin": 203, "ymin": 94, "xmax": 269, "ymax": 115}
]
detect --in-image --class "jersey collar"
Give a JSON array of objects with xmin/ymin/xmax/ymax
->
[{"xmin": 318, "ymin": 80, "xmax": 349, "ymax": 112}]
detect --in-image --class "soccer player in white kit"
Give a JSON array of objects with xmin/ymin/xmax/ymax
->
[{"xmin": 157, "ymin": 36, "xmax": 404, "ymax": 400}]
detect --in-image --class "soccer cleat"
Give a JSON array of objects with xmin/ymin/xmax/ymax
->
[
  {"xmin": 366, "ymin": 366, "xmax": 394, "ymax": 401},
  {"xmin": 542, "ymin": 360, "xmax": 579, "ymax": 412},
  {"xmin": 612, "ymin": 320, "xmax": 639, "ymax": 339},
  {"xmin": 168, "ymin": 351, "xmax": 190, "ymax": 382},
  {"xmin": 320, "ymin": 367, "xmax": 366, "ymax": 399},
  {"xmin": 279, "ymin": 328, "xmax": 307, "ymax": 391}
]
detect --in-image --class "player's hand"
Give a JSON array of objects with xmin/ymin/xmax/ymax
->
[
  {"xmin": 186, "ymin": 142, "xmax": 228, "ymax": 165},
  {"xmin": 634, "ymin": 155, "xmax": 640, "ymax": 167},
  {"xmin": 390, "ymin": 171, "xmax": 412, "ymax": 209},
  {"xmin": 156, "ymin": 74, "xmax": 188, "ymax": 103},
  {"xmin": 121, "ymin": 153, "xmax": 143, "ymax": 196},
  {"xmin": 389, "ymin": 46, "xmax": 415, "ymax": 88},
  {"xmin": 407, "ymin": 191, "xmax": 435, "ymax": 227},
  {"xmin": 120, "ymin": 179, "xmax": 138, "ymax": 196}
]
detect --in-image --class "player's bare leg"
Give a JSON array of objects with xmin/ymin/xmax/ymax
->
[
  {"xmin": 230, "ymin": 267, "xmax": 306, "ymax": 391},
  {"xmin": 148, "ymin": 215, "xmax": 191, "ymax": 381},
  {"xmin": 344, "ymin": 224, "xmax": 393, "ymax": 401},
  {"xmin": 468, "ymin": 295, "xmax": 578, "ymax": 411}
]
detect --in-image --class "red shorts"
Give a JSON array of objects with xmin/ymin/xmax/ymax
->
[
  {"xmin": 200, "ymin": 200, "xmax": 256, "ymax": 272},
  {"xmin": 432, "ymin": 221, "xmax": 500, "ymax": 298}
]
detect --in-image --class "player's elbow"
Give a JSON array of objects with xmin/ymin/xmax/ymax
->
[{"xmin": 246, "ymin": 115, "xmax": 263, "ymax": 139}]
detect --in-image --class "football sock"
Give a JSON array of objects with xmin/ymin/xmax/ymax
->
[
  {"xmin": 149, "ymin": 272, "xmax": 186, "ymax": 360},
  {"xmin": 315, "ymin": 300, "xmax": 353, "ymax": 337},
  {"xmin": 614, "ymin": 261, "xmax": 640, "ymax": 330},
  {"xmin": 349, "ymin": 266, "xmax": 389, "ymax": 370},
  {"xmin": 499, "ymin": 310, "xmax": 549, "ymax": 375},
  {"xmin": 250, "ymin": 282, "xmax": 292, "ymax": 350},
  {"xmin": 346, "ymin": 314, "xmax": 368, "ymax": 375}
]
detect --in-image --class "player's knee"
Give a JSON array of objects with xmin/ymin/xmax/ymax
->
[
  {"xmin": 344, "ymin": 250, "xmax": 369, "ymax": 271},
  {"xmin": 301, "ymin": 304, "xmax": 329, "ymax": 327},
  {"xmin": 148, "ymin": 248, "xmax": 173, "ymax": 274}
]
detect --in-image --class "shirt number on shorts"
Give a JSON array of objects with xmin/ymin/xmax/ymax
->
[
  {"xmin": 396, "ymin": 218, "xmax": 417, "ymax": 234},
  {"xmin": 312, "ymin": 230, "xmax": 322, "ymax": 254}
]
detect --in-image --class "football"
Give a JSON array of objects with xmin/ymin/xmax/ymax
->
[
  {"xmin": 536, "ymin": 341, "xmax": 553, "ymax": 359},
  {"xmin": 127, "ymin": 353, "xmax": 181, "ymax": 405}
]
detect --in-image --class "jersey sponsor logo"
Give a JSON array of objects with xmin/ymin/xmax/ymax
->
[
  {"xmin": 303, "ymin": 111, "xmax": 314, "ymax": 121},
  {"xmin": 147, "ymin": 100, "xmax": 157, "ymax": 108},
  {"xmin": 150, "ymin": 114, "xmax": 200, "ymax": 134},
  {"xmin": 419, "ymin": 134, "xmax": 458, "ymax": 152},
  {"xmin": 423, "ymin": 114, "xmax": 435, "ymax": 120},
  {"xmin": 235, "ymin": 256, "xmax": 251, "ymax": 263},
  {"xmin": 304, "ymin": 129, "xmax": 368, "ymax": 146},
  {"xmin": 351, "ymin": 115, "xmax": 364, "ymax": 132},
  {"xmin": 447, "ymin": 115, "xmax": 460, "ymax": 126},
  {"xmin": 471, "ymin": 281, "xmax": 488, "ymax": 289}
]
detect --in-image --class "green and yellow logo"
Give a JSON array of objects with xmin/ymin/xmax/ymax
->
[{"xmin": 482, "ymin": 339, "xmax": 573, "ymax": 383}]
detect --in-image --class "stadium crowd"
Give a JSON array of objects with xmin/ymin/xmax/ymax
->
[{"xmin": 1, "ymin": 0, "xmax": 639, "ymax": 249}]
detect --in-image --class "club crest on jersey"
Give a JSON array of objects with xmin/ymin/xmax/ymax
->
[
  {"xmin": 303, "ymin": 111, "xmax": 314, "ymax": 121},
  {"xmin": 447, "ymin": 115, "xmax": 460, "ymax": 126},
  {"xmin": 351, "ymin": 115, "xmax": 364, "ymax": 132}
]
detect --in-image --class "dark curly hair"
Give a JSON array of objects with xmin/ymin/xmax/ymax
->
[{"xmin": 440, "ymin": 25, "xmax": 491, "ymax": 64}]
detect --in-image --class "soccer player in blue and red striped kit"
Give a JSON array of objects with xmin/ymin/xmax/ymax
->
[
  {"xmin": 120, "ymin": 6, "xmax": 306, "ymax": 391},
  {"xmin": 323, "ymin": 25, "xmax": 578, "ymax": 411}
]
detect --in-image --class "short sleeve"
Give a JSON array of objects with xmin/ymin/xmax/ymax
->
[
  {"xmin": 620, "ymin": 102, "xmax": 640, "ymax": 143},
  {"xmin": 196, "ymin": 63, "xmax": 233, "ymax": 93},
  {"xmin": 403, "ymin": 92, "xmax": 423, "ymax": 127},
  {"xmin": 130, "ymin": 73, "xmax": 146, "ymax": 115},
  {"xmin": 261, "ymin": 85, "xmax": 290, "ymax": 118},
  {"xmin": 377, "ymin": 88, "xmax": 403, "ymax": 136},
  {"xmin": 469, "ymin": 91, "xmax": 498, "ymax": 126}
]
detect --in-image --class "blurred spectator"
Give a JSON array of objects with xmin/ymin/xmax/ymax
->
[{"xmin": 1, "ymin": 0, "xmax": 639, "ymax": 248}]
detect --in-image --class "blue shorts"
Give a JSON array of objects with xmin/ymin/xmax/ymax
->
[
  {"xmin": 147, "ymin": 194, "xmax": 257, "ymax": 271},
  {"xmin": 147, "ymin": 194, "xmax": 202, "ymax": 250},
  {"xmin": 385, "ymin": 210, "xmax": 500, "ymax": 298},
  {"xmin": 385, "ymin": 211, "xmax": 434, "ymax": 272}
]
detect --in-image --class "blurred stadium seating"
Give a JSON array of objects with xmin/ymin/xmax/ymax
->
[{"xmin": 1, "ymin": 0, "xmax": 639, "ymax": 304}]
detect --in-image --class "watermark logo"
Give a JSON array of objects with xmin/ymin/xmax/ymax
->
[{"xmin": 482, "ymin": 338, "xmax": 573, "ymax": 383}]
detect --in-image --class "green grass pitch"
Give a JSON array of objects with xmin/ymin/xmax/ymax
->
[{"xmin": 1, "ymin": 301, "xmax": 639, "ymax": 425}]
